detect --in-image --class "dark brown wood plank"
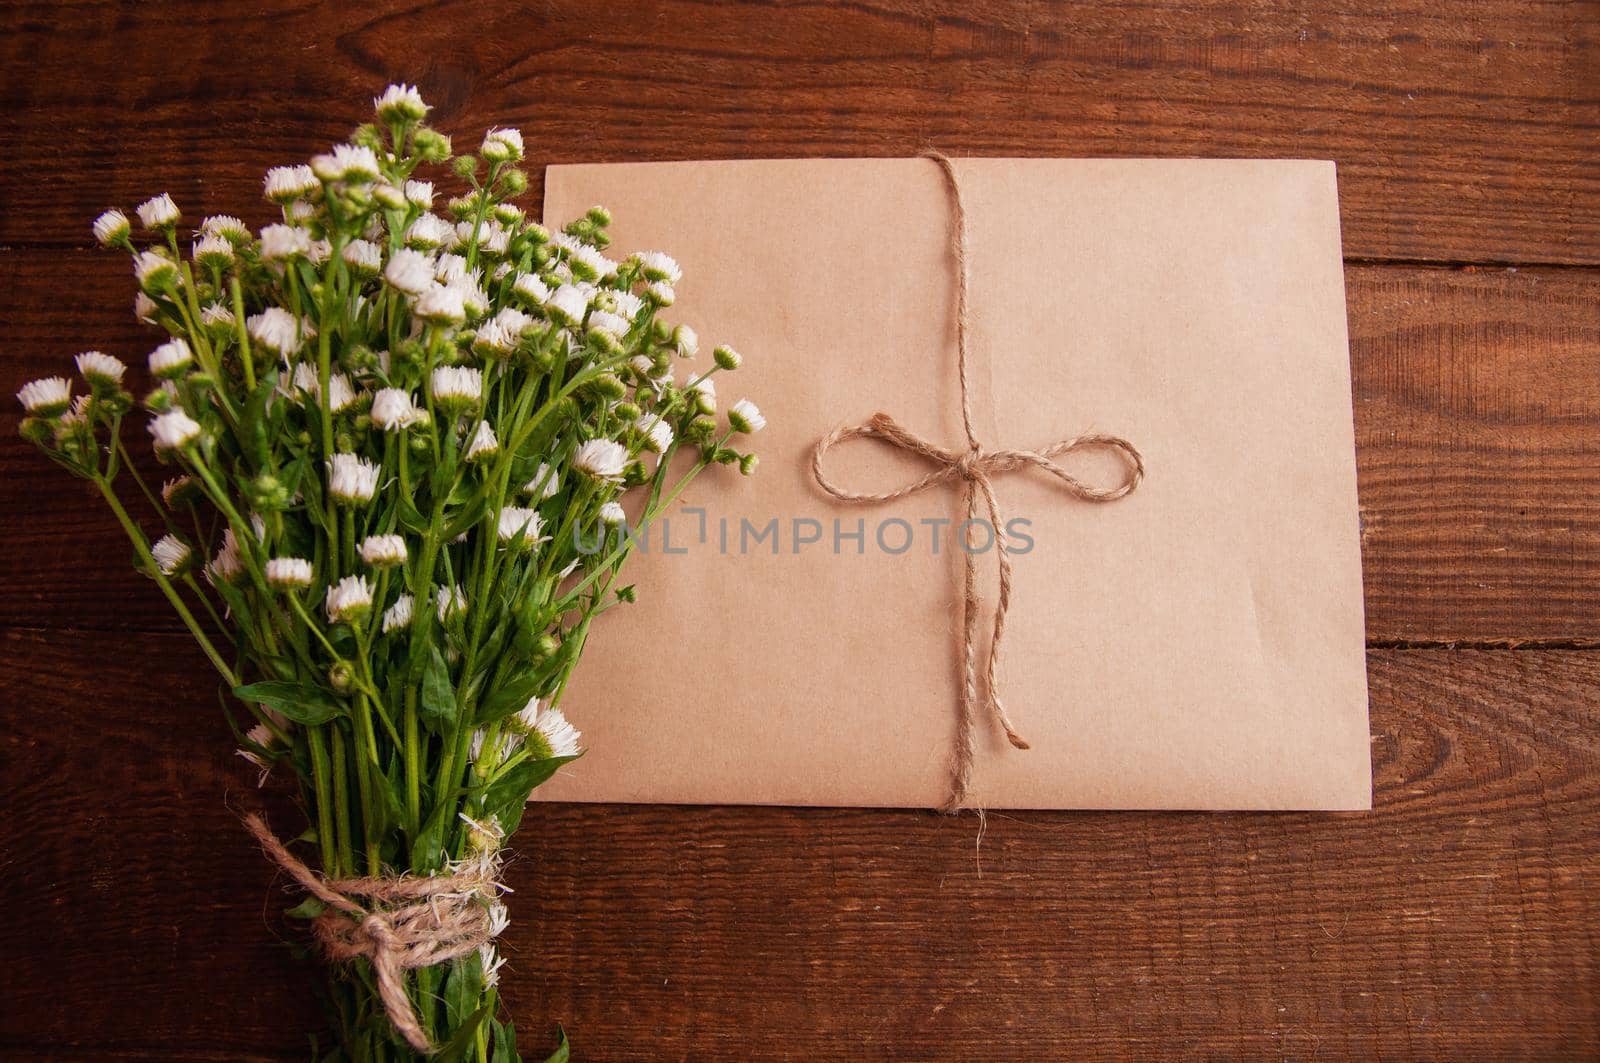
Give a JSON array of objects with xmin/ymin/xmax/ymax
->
[
  {"xmin": 3, "ymin": 251, "xmax": 1596, "ymax": 642},
  {"xmin": 0, "ymin": 0, "xmax": 1594, "ymax": 264},
  {"xmin": 1, "ymin": 627, "xmax": 1594, "ymax": 1060}
]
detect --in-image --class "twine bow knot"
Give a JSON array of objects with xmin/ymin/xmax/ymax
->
[
  {"xmin": 810, "ymin": 152, "xmax": 1145, "ymax": 811},
  {"xmin": 245, "ymin": 814, "xmax": 501, "ymax": 1055}
]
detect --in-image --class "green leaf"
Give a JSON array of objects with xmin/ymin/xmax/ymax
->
[
  {"xmin": 443, "ymin": 952, "xmax": 485, "ymax": 1031},
  {"xmin": 284, "ymin": 896, "xmax": 325, "ymax": 920},
  {"xmin": 475, "ymin": 671, "xmax": 546, "ymax": 728},
  {"xmin": 541, "ymin": 1028, "xmax": 570, "ymax": 1063},
  {"xmin": 233, "ymin": 681, "xmax": 344, "ymax": 725},
  {"xmin": 484, "ymin": 753, "xmax": 581, "ymax": 838},
  {"xmin": 491, "ymin": 1019, "xmax": 519, "ymax": 1063},
  {"xmin": 433, "ymin": 1003, "xmax": 492, "ymax": 1063},
  {"xmin": 419, "ymin": 645, "xmax": 456, "ymax": 727}
]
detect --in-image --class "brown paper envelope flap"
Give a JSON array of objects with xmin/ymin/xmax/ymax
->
[{"xmin": 538, "ymin": 157, "xmax": 1370, "ymax": 811}]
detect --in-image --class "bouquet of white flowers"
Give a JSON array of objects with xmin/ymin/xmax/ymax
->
[{"xmin": 17, "ymin": 83, "xmax": 760, "ymax": 1062}]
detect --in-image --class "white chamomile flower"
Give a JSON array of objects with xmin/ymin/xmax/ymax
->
[
  {"xmin": 608, "ymin": 290, "xmax": 645, "ymax": 319},
  {"xmin": 522, "ymin": 463, "xmax": 559, "ymax": 499},
  {"xmin": 636, "ymin": 412, "xmax": 674, "ymax": 454},
  {"xmin": 370, "ymin": 388, "xmax": 423, "ymax": 431},
  {"xmin": 430, "ymin": 365, "xmax": 482, "ymax": 407},
  {"xmin": 635, "ymin": 251, "xmax": 682, "ymax": 284},
  {"xmin": 512, "ymin": 273, "xmax": 551, "ymax": 307},
  {"xmin": 161, "ymin": 475, "xmax": 196, "ymax": 506},
  {"xmin": 264, "ymin": 164, "xmax": 318, "ymax": 203},
  {"xmin": 289, "ymin": 362, "xmax": 321, "ymax": 399},
  {"xmin": 327, "ymin": 453, "xmax": 380, "ymax": 504},
  {"xmin": 434, "ymin": 252, "xmax": 471, "ymax": 283},
  {"xmin": 75, "ymin": 351, "xmax": 126, "ymax": 387},
  {"xmin": 479, "ymin": 943, "xmax": 507, "ymax": 989},
  {"xmin": 133, "ymin": 250, "xmax": 177, "ymax": 290},
  {"xmin": 405, "ymin": 213, "xmax": 454, "ymax": 251},
  {"xmin": 200, "ymin": 303, "xmax": 235, "ymax": 329},
  {"xmin": 436, "ymin": 584, "xmax": 468, "ymax": 621},
  {"xmin": 150, "ymin": 535, "xmax": 192, "ymax": 576},
  {"xmin": 728, "ymin": 398, "xmax": 766, "ymax": 434},
  {"xmin": 586, "ymin": 310, "xmax": 629, "ymax": 343},
  {"xmin": 325, "ymin": 574, "xmax": 374, "ymax": 623},
  {"xmin": 265, "ymin": 557, "xmax": 314, "ymax": 590},
  {"xmin": 531, "ymin": 704, "xmax": 582, "ymax": 759},
  {"xmin": 136, "ymin": 193, "xmax": 180, "ymax": 230},
  {"xmin": 713, "ymin": 344, "xmax": 743, "ymax": 370},
  {"xmin": 372, "ymin": 182, "xmax": 406, "ymax": 209},
  {"xmin": 598, "ymin": 501, "xmax": 626, "ymax": 525},
  {"xmin": 573, "ymin": 439, "xmax": 628, "ymax": 482},
  {"xmin": 208, "ymin": 528, "xmax": 246, "ymax": 585},
  {"xmin": 404, "ymin": 179, "xmax": 434, "ymax": 209},
  {"xmin": 646, "ymin": 281, "xmax": 675, "ymax": 306},
  {"xmin": 565, "ymin": 241, "xmax": 616, "ymax": 281},
  {"xmin": 359, "ymin": 534, "xmax": 407, "ymax": 568},
  {"xmin": 464, "ymin": 421, "xmax": 500, "ymax": 462},
  {"xmin": 374, "ymin": 83, "xmax": 429, "ymax": 122},
  {"xmin": 200, "ymin": 214, "xmax": 251, "ymax": 243},
  {"xmin": 382, "ymin": 593, "xmax": 415, "ymax": 633},
  {"xmin": 286, "ymin": 200, "xmax": 317, "ymax": 225},
  {"xmin": 149, "ymin": 409, "xmax": 201, "ymax": 450},
  {"xmin": 384, "ymin": 248, "xmax": 435, "ymax": 297},
  {"xmin": 471, "ymin": 320, "xmax": 515, "ymax": 358},
  {"xmin": 491, "ymin": 307, "xmax": 533, "ymax": 339},
  {"xmin": 247, "ymin": 307, "xmax": 305, "ymax": 357},
  {"xmin": 92, "ymin": 209, "xmax": 130, "ymax": 247},
  {"xmin": 416, "ymin": 283, "xmax": 466, "ymax": 325},
  {"xmin": 497, "ymin": 506, "xmax": 544, "ymax": 544},
  {"xmin": 481, "ymin": 126, "xmax": 524, "ymax": 162},
  {"xmin": 259, "ymin": 223, "xmax": 312, "ymax": 261},
  {"xmin": 673, "ymin": 324, "xmax": 699, "ymax": 359},
  {"xmin": 148, "ymin": 338, "xmax": 194, "ymax": 379},
  {"xmin": 325, "ymin": 372, "xmax": 355, "ymax": 413},
  {"xmin": 134, "ymin": 291, "xmax": 160, "ymax": 324},
  {"xmin": 447, "ymin": 276, "xmax": 489, "ymax": 319},
  {"xmin": 466, "ymin": 219, "xmax": 510, "ymax": 256},
  {"xmin": 485, "ymin": 900, "xmax": 511, "ymax": 938},
  {"xmin": 311, "ymin": 143, "xmax": 381, "ymax": 183},
  {"xmin": 545, "ymin": 284, "xmax": 589, "ymax": 328},
  {"xmin": 341, "ymin": 239, "xmax": 383, "ymax": 277},
  {"xmin": 686, "ymin": 374, "xmax": 716, "ymax": 411},
  {"xmin": 193, "ymin": 233, "xmax": 234, "ymax": 268}
]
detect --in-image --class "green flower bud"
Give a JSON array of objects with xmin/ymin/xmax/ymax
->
[
  {"xmin": 714, "ymin": 447, "xmax": 739, "ymax": 465},
  {"xmin": 615, "ymin": 584, "xmax": 636, "ymax": 603},
  {"xmin": 591, "ymin": 373, "xmax": 627, "ymax": 401},
  {"xmin": 685, "ymin": 415, "xmax": 716, "ymax": 442},
  {"xmin": 739, "ymin": 452, "xmax": 759, "ymax": 476},
  {"xmin": 18, "ymin": 417, "xmax": 52, "ymax": 445},
  {"xmin": 499, "ymin": 168, "xmax": 528, "ymax": 195},
  {"xmin": 144, "ymin": 387, "xmax": 175, "ymax": 413},
  {"xmin": 614, "ymin": 401, "xmax": 641, "ymax": 422},
  {"xmin": 351, "ymin": 123, "xmax": 384, "ymax": 150},
  {"xmin": 713, "ymin": 344, "xmax": 742, "ymax": 371},
  {"xmin": 413, "ymin": 128, "xmax": 451, "ymax": 163},
  {"xmin": 329, "ymin": 661, "xmax": 356, "ymax": 693},
  {"xmin": 586, "ymin": 205, "xmax": 612, "ymax": 227},
  {"xmin": 534, "ymin": 633, "xmax": 560, "ymax": 659},
  {"xmin": 451, "ymin": 154, "xmax": 479, "ymax": 180}
]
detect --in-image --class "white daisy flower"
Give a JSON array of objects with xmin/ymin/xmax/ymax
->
[
  {"xmin": 288, "ymin": 362, "xmax": 321, "ymax": 399},
  {"xmin": 522, "ymin": 463, "xmax": 560, "ymax": 499},
  {"xmin": 416, "ymin": 283, "xmax": 466, "ymax": 325},
  {"xmin": 247, "ymin": 307, "xmax": 305, "ymax": 356},
  {"xmin": 192, "ymin": 233, "xmax": 234, "ymax": 267},
  {"xmin": 134, "ymin": 291, "xmax": 160, "ymax": 324},
  {"xmin": 713, "ymin": 344, "xmax": 743, "ymax": 370},
  {"xmin": 405, "ymin": 212, "xmax": 454, "ymax": 250},
  {"xmin": 384, "ymin": 248, "xmax": 435, "ymax": 296},
  {"xmin": 491, "ymin": 307, "xmax": 533, "ymax": 339},
  {"xmin": 545, "ymin": 284, "xmax": 589, "ymax": 327},
  {"xmin": 598, "ymin": 501, "xmax": 626, "ymax": 525},
  {"xmin": 573, "ymin": 439, "xmax": 628, "ymax": 482},
  {"xmin": 75, "ymin": 351, "xmax": 126, "ymax": 387},
  {"xmin": 512, "ymin": 273, "xmax": 551, "ymax": 307},
  {"xmin": 382, "ymin": 593, "xmax": 415, "ymax": 633},
  {"xmin": 359, "ymin": 534, "xmax": 407, "ymax": 568},
  {"xmin": 200, "ymin": 215, "xmax": 251, "ymax": 243},
  {"xmin": 151, "ymin": 535, "xmax": 192, "ymax": 576},
  {"xmin": 481, "ymin": 126, "xmax": 524, "ymax": 162},
  {"xmin": 341, "ymin": 239, "xmax": 383, "ymax": 277},
  {"xmin": 92, "ymin": 209, "xmax": 130, "ymax": 247},
  {"xmin": 479, "ymin": 943, "xmax": 507, "ymax": 989},
  {"xmin": 374, "ymin": 83, "xmax": 428, "ymax": 121},
  {"xmin": 325, "ymin": 372, "xmax": 356, "ymax": 413},
  {"xmin": 136, "ymin": 193, "xmax": 180, "ymax": 230},
  {"xmin": 259, "ymin": 223, "xmax": 312, "ymax": 261},
  {"xmin": 370, "ymin": 388, "xmax": 423, "ymax": 431},
  {"xmin": 430, "ymin": 365, "xmax": 482, "ymax": 406},
  {"xmin": 436, "ymin": 584, "xmax": 468, "ymax": 621},
  {"xmin": 497, "ymin": 506, "xmax": 544, "ymax": 544},
  {"xmin": 532, "ymin": 705, "xmax": 582, "ymax": 758},
  {"xmin": 464, "ymin": 421, "xmax": 500, "ymax": 462},
  {"xmin": 485, "ymin": 900, "xmax": 511, "ymax": 938},
  {"xmin": 325, "ymin": 574, "xmax": 374, "ymax": 622},
  {"xmin": 404, "ymin": 179, "xmax": 434, "ymax": 209},
  {"xmin": 636, "ymin": 413, "xmax": 674, "ymax": 454},
  {"xmin": 200, "ymin": 303, "xmax": 235, "ymax": 329},
  {"xmin": 311, "ymin": 143, "xmax": 381, "ymax": 183},
  {"xmin": 286, "ymin": 200, "xmax": 316, "ymax": 225},
  {"xmin": 237, "ymin": 721, "xmax": 282, "ymax": 773},
  {"xmin": 635, "ymin": 251, "xmax": 682, "ymax": 284},
  {"xmin": 646, "ymin": 281, "xmax": 675, "ymax": 306},
  {"xmin": 263, "ymin": 164, "xmax": 318, "ymax": 203},
  {"xmin": 566, "ymin": 241, "xmax": 616, "ymax": 281},
  {"xmin": 133, "ymin": 250, "xmax": 177, "ymax": 289},
  {"xmin": 472, "ymin": 320, "xmax": 516, "ymax": 359},
  {"xmin": 148, "ymin": 338, "xmax": 194, "ymax": 378},
  {"xmin": 728, "ymin": 398, "xmax": 766, "ymax": 434},
  {"xmin": 208, "ymin": 527, "xmax": 246, "ymax": 584},
  {"xmin": 327, "ymin": 453, "xmax": 380, "ymax": 504},
  {"xmin": 447, "ymin": 276, "xmax": 489, "ymax": 319},
  {"xmin": 265, "ymin": 557, "xmax": 314, "ymax": 590},
  {"xmin": 149, "ymin": 409, "xmax": 201, "ymax": 450},
  {"xmin": 434, "ymin": 252, "xmax": 471, "ymax": 283},
  {"xmin": 609, "ymin": 290, "xmax": 645, "ymax": 319},
  {"xmin": 686, "ymin": 374, "xmax": 716, "ymax": 410},
  {"xmin": 586, "ymin": 310, "xmax": 629, "ymax": 342}
]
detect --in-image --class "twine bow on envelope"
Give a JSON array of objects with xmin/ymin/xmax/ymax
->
[{"xmin": 810, "ymin": 152, "xmax": 1145, "ymax": 812}]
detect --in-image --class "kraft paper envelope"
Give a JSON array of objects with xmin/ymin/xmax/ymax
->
[{"xmin": 539, "ymin": 157, "xmax": 1370, "ymax": 810}]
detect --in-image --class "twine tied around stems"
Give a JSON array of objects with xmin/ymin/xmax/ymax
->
[
  {"xmin": 810, "ymin": 152, "xmax": 1145, "ymax": 812},
  {"xmin": 244, "ymin": 814, "xmax": 502, "ymax": 1054}
]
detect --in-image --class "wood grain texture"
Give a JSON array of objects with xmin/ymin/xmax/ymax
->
[
  {"xmin": 1, "ymin": 627, "xmax": 1595, "ymax": 1060},
  {"xmin": 0, "ymin": 0, "xmax": 1595, "ymax": 263},
  {"xmin": 3, "ymin": 252, "xmax": 1596, "ymax": 643}
]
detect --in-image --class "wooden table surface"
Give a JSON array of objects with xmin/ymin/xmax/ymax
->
[{"xmin": 2, "ymin": 3, "xmax": 1596, "ymax": 1060}]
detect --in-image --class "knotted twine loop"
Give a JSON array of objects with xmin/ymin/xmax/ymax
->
[
  {"xmin": 244, "ymin": 814, "xmax": 501, "ymax": 1054},
  {"xmin": 811, "ymin": 151, "xmax": 1145, "ymax": 812}
]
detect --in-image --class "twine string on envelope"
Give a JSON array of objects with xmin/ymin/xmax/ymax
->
[
  {"xmin": 810, "ymin": 151, "xmax": 1145, "ymax": 812},
  {"xmin": 244, "ymin": 813, "xmax": 501, "ymax": 1054}
]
